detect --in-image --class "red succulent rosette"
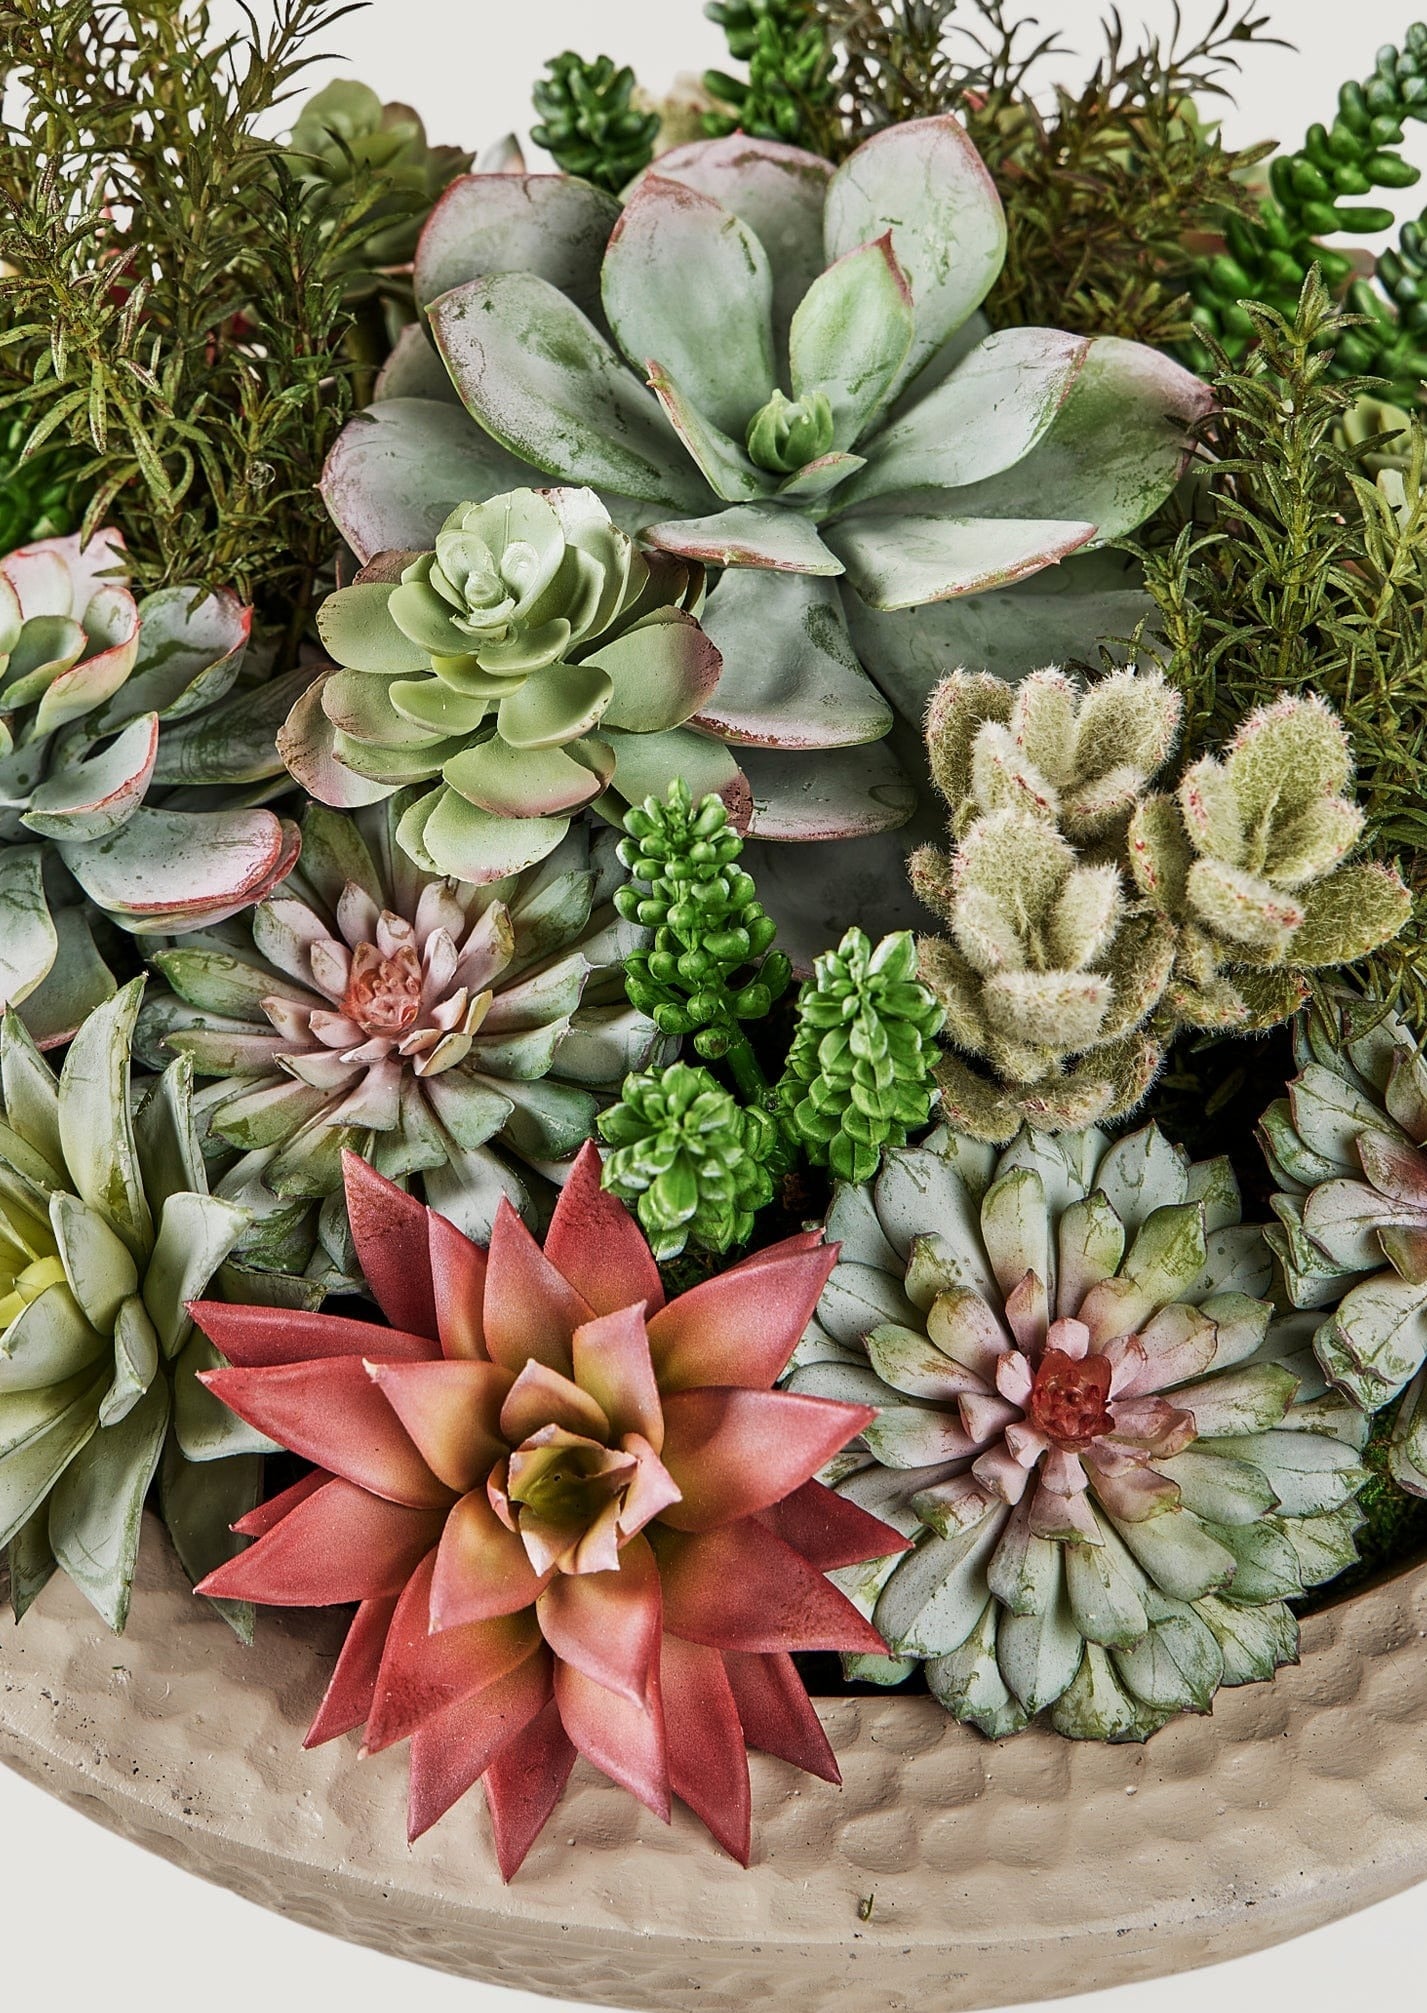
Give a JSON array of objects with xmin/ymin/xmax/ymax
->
[{"xmin": 191, "ymin": 1145, "xmax": 905, "ymax": 1877}]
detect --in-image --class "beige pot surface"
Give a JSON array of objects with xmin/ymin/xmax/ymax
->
[{"xmin": 2, "ymin": 1521, "xmax": 1425, "ymax": 2011}]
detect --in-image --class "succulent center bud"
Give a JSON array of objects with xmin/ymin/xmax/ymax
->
[
  {"xmin": 342, "ymin": 940, "xmax": 424, "ymax": 1036},
  {"xmin": 0, "ymin": 1251, "xmax": 67, "ymax": 1330},
  {"xmin": 1027, "ymin": 1347, "xmax": 1114, "ymax": 1450},
  {"xmin": 746, "ymin": 387, "xmax": 836, "ymax": 475}
]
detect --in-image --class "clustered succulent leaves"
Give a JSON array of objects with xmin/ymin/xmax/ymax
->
[
  {"xmin": 531, "ymin": 52, "xmax": 661, "ymax": 195},
  {"xmin": 788, "ymin": 1122, "xmax": 1369, "ymax": 1737},
  {"xmin": 598, "ymin": 1061, "xmax": 777, "ymax": 1260},
  {"xmin": 913, "ymin": 667, "xmax": 1410, "ymax": 1143},
  {"xmin": 135, "ymin": 797, "xmax": 656, "ymax": 1279},
  {"xmin": 190, "ymin": 1146, "xmax": 902, "ymax": 1875}
]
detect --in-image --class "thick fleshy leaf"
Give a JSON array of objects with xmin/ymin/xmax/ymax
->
[
  {"xmin": 537, "ymin": 1532, "xmax": 662, "ymax": 1705},
  {"xmin": 695, "ymin": 569, "xmax": 892, "ymax": 749},
  {"xmin": 143, "ymin": 1191, "xmax": 248, "ymax": 1360},
  {"xmin": 723, "ymin": 1645, "xmax": 839, "ymax": 1782},
  {"xmin": 658, "ymin": 1387, "xmax": 876, "ymax": 1532},
  {"xmin": 305, "ymin": 1594, "xmax": 400, "ymax": 1746},
  {"xmin": 428, "ymin": 1209, "xmax": 490, "ymax": 1361},
  {"xmin": 646, "ymin": 361, "xmax": 771, "ymax": 505},
  {"xmin": 195, "ymin": 1476, "xmax": 445, "ymax": 1605},
  {"xmin": 603, "ymin": 175, "xmax": 775, "ymax": 436},
  {"xmin": 657, "ymin": 1518, "xmax": 886, "ymax": 1654},
  {"xmin": 543, "ymin": 1141, "xmax": 664, "ymax": 1319},
  {"xmin": 20, "ymin": 713, "xmax": 157, "ymax": 842},
  {"xmin": 199, "ymin": 1359, "xmax": 450, "ymax": 1508},
  {"xmin": 277, "ymin": 671, "xmax": 396, "ymax": 810},
  {"xmin": 756, "ymin": 1477, "xmax": 909, "ymax": 1570},
  {"xmin": 429, "ymin": 273, "xmax": 706, "ymax": 508},
  {"xmin": 482, "ymin": 1199, "xmax": 593, "ymax": 1374},
  {"xmin": 0, "ymin": 1371, "xmax": 102, "ymax": 1550},
  {"xmin": 789, "ymin": 233, "xmax": 913, "ymax": 450},
  {"xmin": 645, "ymin": 1239, "xmax": 838, "ymax": 1390},
  {"xmin": 586, "ymin": 610, "xmax": 723, "ymax": 735},
  {"xmin": 407, "ymin": 785, "xmax": 570, "ymax": 885},
  {"xmin": 0, "ymin": 846, "xmax": 58, "ymax": 1010},
  {"xmin": 569, "ymin": 1305, "xmax": 664, "ymax": 1450},
  {"xmin": 374, "ymin": 324, "xmax": 462, "ymax": 404},
  {"xmin": 430, "ymin": 1484, "xmax": 553, "ymax": 1627},
  {"xmin": 61, "ymin": 804, "xmax": 297, "ymax": 931},
  {"xmin": 188, "ymin": 1300, "xmax": 436, "ymax": 1368},
  {"xmin": 823, "ymin": 117, "xmax": 1007, "ymax": 394},
  {"xmin": 641, "ymin": 502, "xmax": 842, "ymax": 574},
  {"xmin": 479, "ymin": 1692, "xmax": 577, "ymax": 1878},
  {"xmin": 415, "ymin": 173, "xmax": 621, "ymax": 320},
  {"xmin": 341, "ymin": 1150, "xmax": 436, "ymax": 1335},
  {"xmin": 367, "ymin": 1359, "xmax": 510, "ymax": 1494},
  {"xmin": 16, "ymin": 906, "xmax": 116, "ymax": 1051},
  {"xmin": 366, "ymin": 1551, "xmax": 540, "ymax": 1752},
  {"xmin": 827, "ymin": 510, "xmax": 1096, "ymax": 611},
  {"xmin": 409, "ymin": 1650, "xmax": 556, "ymax": 1844},
  {"xmin": 552, "ymin": 1652, "xmax": 669, "ymax": 1820},
  {"xmin": 660, "ymin": 1631, "xmax": 752, "ymax": 1864},
  {"xmin": 57, "ymin": 977, "xmax": 152, "ymax": 1256},
  {"xmin": 740, "ymin": 742, "xmax": 915, "ymax": 841},
  {"xmin": 48, "ymin": 1378, "xmax": 168, "ymax": 1631},
  {"xmin": 320, "ymin": 398, "xmax": 537, "ymax": 566}
]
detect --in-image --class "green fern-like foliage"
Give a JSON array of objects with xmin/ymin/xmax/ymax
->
[
  {"xmin": 531, "ymin": 52, "xmax": 660, "ymax": 194},
  {"xmin": 598, "ymin": 1062, "xmax": 777, "ymax": 1260}
]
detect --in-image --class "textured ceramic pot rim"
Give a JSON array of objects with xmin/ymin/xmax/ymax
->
[{"xmin": 3, "ymin": 1519, "xmax": 1426, "ymax": 2013}]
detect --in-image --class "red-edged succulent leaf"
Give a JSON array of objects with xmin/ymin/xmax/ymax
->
[
  {"xmin": 656, "ymin": 1519, "xmax": 888, "ymax": 1655},
  {"xmin": 305, "ymin": 1595, "xmax": 400, "ymax": 1747},
  {"xmin": 429, "ymin": 1210, "xmax": 490, "ymax": 1361},
  {"xmin": 200, "ymin": 1359, "xmax": 451, "ymax": 1508},
  {"xmin": 657, "ymin": 1387, "xmax": 876, "ymax": 1532},
  {"xmin": 723, "ymin": 1648, "xmax": 839, "ymax": 1785},
  {"xmin": 755, "ymin": 1477, "xmax": 911, "ymax": 1569},
  {"xmin": 660, "ymin": 1632, "xmax": 752, "ymax": 1865},
  {"xmin": 570, "ymin": 1304, "xmax": 665, "ymax": 1450},
  {"xmin": 536, "ymin": 1532, "xmax": 663, "ymax": 1706},
  {"xmin": 645, "ymin": 1240, "xmax": 838, "ymax": 1391},
  {"xmin": 366, "ymin": 1551, "xmax": 542, "ymax": 1753},
  {"xmin": 196, "ymin": 1478, "xmax": 445, "ymax": 1605},
  {"xmin": 481, "ymin": 1695, "xmax": 578, "ymax": 1879},
  {"xmin": 189, "ymin": 1301, "xmax": 437, "ymax": 1368},
  {"xmin": 232, "ymin": 1467, "xmax": 331, "ymax": 1538},
  {"xmin": 341, "ymin": 1150, "xmax": 437, "ymax": 1337},
  {"xmin": 483, "ymin": 1200, "xmax": 594, "ymax": 1375},
  {"xmin": 408, "ymin": 1648, "xmax": 555, "ymax": 1843},
  {"xmin": 500, "ymin": 1358, "xmax": 612, "ymax": 1444},
  {"xmin": 430, "ymin": 1485, "xmax": 554, "ymax": 1628},
  {"xmin": 367, "ymin": 1359, "xmax": 512, "ymax": 1494},
  {"xmin": 543, "ymin": 1143, "xmax": 666, "ymax": 1318},
  {"xmin": 552, "ymin": 1654, "xmax": 670, "ymax": 1821}
]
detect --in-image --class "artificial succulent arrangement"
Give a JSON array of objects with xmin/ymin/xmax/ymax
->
[{"xmin": 0, "ymin": 0, "xmax": 1426, "ymax": 1892}]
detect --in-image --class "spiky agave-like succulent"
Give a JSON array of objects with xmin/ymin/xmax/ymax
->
[
  {"xmin": 191, "ymin": 1145, "xmax": 904, "ymax": 1876},
  {"xmin": 136, "ymin": 795, "xmax": 661, "ymax": 1281},
  {"xmin": 1260, "ymin": 999, "xmax": 1427, "ymax": 1494},
  {"xmin": 318, "ymin": 116, "xmax": 1208, "ymax": 849},
  {"xmin": 912, "ymin": 670, "xmax": 1411, "ymax": 1143},
  {"xmin": 285, "ymin": 487, "xmax": 725, "ymax": 884},
  {"xmin": 787, "ymin": 1122, "xmax": 1368, "ymax": 1737},
  {"xmin": 0, "ymin": 980, "xmax": 261, "ymax": 1633},
  {"xmin": 0, "ymin": 530, "xmax": 302, "ymax": 1044}
]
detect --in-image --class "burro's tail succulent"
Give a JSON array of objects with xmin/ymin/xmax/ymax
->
[
  {"xmin": 787, "ymin": 1121, "xmax": 1368, "ymax": 1738},
  {"xmin": 914, "ymin": 668, "xmax": 1411, "ymax": 1143},
  {"xmin": 0, "ymin": 980, "xmax": 259, "ymax": 1633}
]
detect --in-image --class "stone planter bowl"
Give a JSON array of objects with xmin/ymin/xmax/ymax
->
[{"xmin": 2, "ymin": 1518, "xmax": 1426, "ymax": 2010}]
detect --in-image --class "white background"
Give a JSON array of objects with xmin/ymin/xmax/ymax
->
[{"xmin": 6, "ymin": 3, "xmax": 1427, "ymax": 2011}]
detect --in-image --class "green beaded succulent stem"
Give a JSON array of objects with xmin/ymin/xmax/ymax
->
[
  {"xmin": 598, "ymin": 1060, "xmax": 777, "ymax": 1259},
  {"xmin": 702, "ymin": 0, "xmax": 836, "ymax": 150},
  {"xmin": 777, "ymin": 928, "xmax": 944, "ymax": 1184},
  {"xmin": 531, "ymin": 52, "xmax": 661, "ymax": 195},
  {"xmin": 614, "ymin": 781, "xmax": 792, "ymax": 1103},
  {"xmin": 1186, "ymin": 27, "xmax": 1427, "ymax": 373},
  {"xmin": 1342, "ymin": 212, "xmax": 1427, "ymax": 395}
]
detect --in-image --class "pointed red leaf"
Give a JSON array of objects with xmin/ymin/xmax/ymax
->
[
  {"xmin": 543, "ymin": 1142, "xmax": 665, "ymax": 1318},
  {"xmin": 481, "ymin": 1696, "xmax": 577, "ymax": 1879},
  {"xmin": 196, "ymin": 1478, "xmax": 444, "ymax": 1605},
  {"xmin": 570, "ymin": 1305, "xmax": 664, "ymax": 1449},
  {"xmin": 200, "ymin": 1359, "xmax": 450, "ymax": 1508},
  {"xmin": 656, "ymin": 1520, "xmax": 887, "ymax": 1655},
  {"xmin": 723, "ymin": 1648, "xmax": 839, "ymax": 1785},
  {"xmin": 553, "ymin": 1655, "xmax": 670, "ymax": 1822},
  {"xmin": 660, "ymin": 1632, "xmax": 751, "ymax": 1865},
  {"xmin": 645, "ymin": 1242, "xmax": 838, "ymax": 1391},
  {"xmin": 483, "ymin": 1200, "xmax": 593, "ymax": 1376},
  {"xmin": 430, "ymin": 1486, "xmax": 552, "ymax": 1629},
  {"xmin": 189, "ymin": 1301, "xmax": 437, "ymax": 1368},
  {"xmin": 304, "ymin": 1595, "xmax": 399, "ymax": 1747},
  {"xmin": 428, "ymin": 1209, "xmax": 489, "ymax": 1361},
  {"xmin": 756, "ymin": 1478, "xmax": 911, "ymax": 1569},
  {"xmin": 657, "ymin": 1387, "xmax": 876, "ymax": 1532},
  {"xmin": 366, "ymin": 1550, "xmax": 541, "ymax": 1753},
  {"xmin": 407, "ymin": 1647, "xmax": 554, "ymax": 1842},
  {"xmin": 342, "ymin": 1150, "xmax": 437, "ymax": 1337},
  {"xmin": 367, "ymin": 1359, "xmax": 511, "ymax": 1494},
  {"xmin": 232, "ymin": 1466, "xmax": 330, "ymax": 1538},
  {"xmin": 499, "ymin": 1359, "xmax": 611, "ymax": 1445},
  {"xmin": 536, "ymin": 1533, "xmax": 662, "ymax": 1706}
]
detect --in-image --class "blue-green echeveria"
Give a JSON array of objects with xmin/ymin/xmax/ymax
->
[{"xmin": 319, "ymin": 119, "xmax": 1209, "ymax": 852}]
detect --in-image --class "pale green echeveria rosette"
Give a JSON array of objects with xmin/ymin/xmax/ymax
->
[
  {"xmin": 317, "ymin": 118, "xmax": 1209, "ymax": 887},
  {"xmin": 786, "ymin": 1123, "xmax": 1367, "ymax": 1739},
  {"xmin": 285, "ymin": 485, "xmax": 723, "ymax": 885},
  {"xmin": 286, "ymin": 77, "xmax": 473, "ymax": 275},
  {"xmin": 135, "ymin": 791, "xmax": 662, "ymax": 1287},
  {"xmin": 0, "ymin": 530, "xmax": 303, "ymax": 1048},
  {"xmin": 0, "ymin": 979, "xmax": 263, "ymax": 1637},
  {"xmin": 1260, "ymin": 999, "xmax": 1427, "ymax": 1496}
]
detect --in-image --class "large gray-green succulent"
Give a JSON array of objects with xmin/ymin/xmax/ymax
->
[
  {"xmin": 318, "ymin": 118, "xmax": 1209, "ymax": 852},
  {"xmin": 788, "ymin": 1122, "xmax": 1367, "ymax": 1738},
  {"xmin": 136, "ymin": 794, "xmax": 662, "ymax": 1282}
]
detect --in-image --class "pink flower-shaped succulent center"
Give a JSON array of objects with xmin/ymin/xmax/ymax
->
[
  {"xmin": 1027, "ymin": 1345, "xmax": 1114, "ymax": 1450},
  {"xmin": 342, "ymin": 939, "xmax": 424, "ymax": 1036}
]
